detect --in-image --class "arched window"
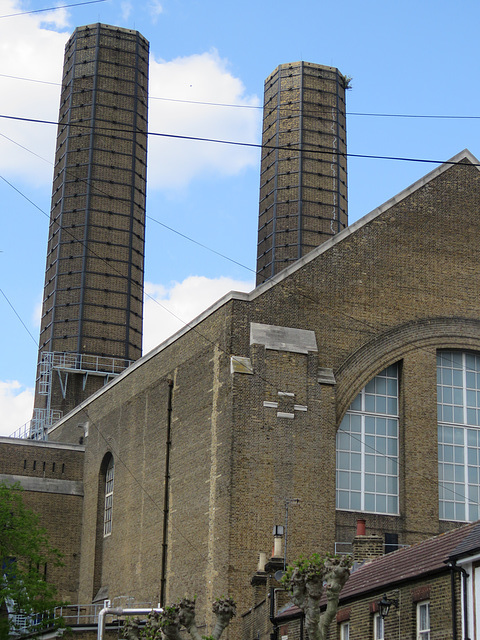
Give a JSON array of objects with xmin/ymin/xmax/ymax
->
[
  {"xmin": 438, "ymin": 351, "xmax": 480, "ymax": 521},
  {"xmin": 103, "ymin": 456, "xmax": 114, "ymax": 536},
  {"xmin": 336, "ymin": 364, "xmax": 399, "ymax": 515}
]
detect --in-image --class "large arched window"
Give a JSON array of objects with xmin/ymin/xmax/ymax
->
[
  {"xmin": 336, "ymin": 364, "xmax": 399, "ymax": 514},
  {"xmin": 438, "ymin": 351, "xmax": 480, "ymax": 521}
]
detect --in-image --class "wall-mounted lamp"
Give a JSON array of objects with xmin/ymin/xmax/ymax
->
[{"xmin": 377, "ymin": 594, "xmax": 399, "ymax": 619}]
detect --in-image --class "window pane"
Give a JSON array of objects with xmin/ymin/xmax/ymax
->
[{"xmin": 376, "ymin": 495, "xmax": 386, "ymax": 513}]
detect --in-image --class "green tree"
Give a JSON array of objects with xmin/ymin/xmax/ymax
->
[
  {"xmin": 0, "ymin": 481, "xmax": 63, "ymax": 638},
  {"xmin": 281, "ymin": 553, "xmax": 352, "ymax": 640}
]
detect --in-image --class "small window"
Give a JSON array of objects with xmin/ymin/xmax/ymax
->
[
  {"xmin": 103, "ymin": 457, "xmax": 114, "ymax": 536},
  {"xmin": 374, "ymin": 613, "xmax": 384, "ymax": 640},
  {"xmin": 417, "ymin": 601, "xmax": 430, "ymax": 640},
  {"xmin": 340, "ymin": 621, "xmax": 349, "ymax": 640}
]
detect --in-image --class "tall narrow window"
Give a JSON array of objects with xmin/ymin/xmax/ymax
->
[
  {"xmin": 438, "ymin": 351, "xmax": 480, "ymax": 521},
  {"xmin": 103, "ymin": 456, "xmax": 114, "ymax": 536},
  {"xmin": 416, "ymin": 601, "xmax": 430, "ymax": 640},
  {"xmin": 336, "ymin": 365, "xmax": 399, "ymax": 515}
]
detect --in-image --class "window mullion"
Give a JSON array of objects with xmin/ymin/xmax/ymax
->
[
  {"xmin": 463, "ymin": 354, "xmax": 470, "ymax": 520},
  {"xmin": 361, "ymin": 414, "xmax": 365, "ymax": 511}
]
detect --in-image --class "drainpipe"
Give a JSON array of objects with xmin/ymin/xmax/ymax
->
[
  {"xmin": 160, "ymin": 379, "xmax": 174, "ymax": 606},
  {"xmin": 269, "ymin": 588, "xmax": 280, "ymax": 640},
  {"xmin": 269, "ymin": 587, "xmax": 303, "ymax": 640},
  {"xmin": 448, "ymin": 561, "xmax": 470, "ymax": 640},
  {"xmin": 97, "ymin": 607, "xmax": 162, "ymax": 640}
]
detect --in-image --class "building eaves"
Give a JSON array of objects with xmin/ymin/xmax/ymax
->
[{"xmin": 0, "ymin": 436, "xmax": 84, "ymax": 451}]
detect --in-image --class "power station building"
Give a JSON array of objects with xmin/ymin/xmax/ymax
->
[{"xmin": 1, "ymin": 22, "xmax": 480, "ymax": 640}]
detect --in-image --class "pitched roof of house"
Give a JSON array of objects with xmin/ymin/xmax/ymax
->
[
  {"xmin": 277, "ymin": 521, "xmax": 480, "ymax": 619},
  {"xmin": 339, "ymin": 522, "xmax": 477, "ymax": 601},
  {"xmin": 449, "ymin": 521, "xmax": 480, "ymax": 561}
]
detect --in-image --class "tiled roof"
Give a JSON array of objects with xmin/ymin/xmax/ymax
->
[
  {"xmin": 340, "ymin": 522, "xmax": 477, "ymax": 602},
  {"xmin": 449, "ymin": 521, "xmax": 480, "ymax": 560},
  {"xmin": 277, "ymin": 522, "xmax": 479, "ymax": 618}
]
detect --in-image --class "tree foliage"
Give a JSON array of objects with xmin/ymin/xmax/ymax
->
[
  {"xmin": 281, "ymin": 553, "xmax": 352, "ymax": 640},
  {"xmin": 0, "ymin": 481, "xmax": 63, "ymax": 638},
  {"xmin": 123, "ymin": 597, "xmax": 236, "ymax": 640}
]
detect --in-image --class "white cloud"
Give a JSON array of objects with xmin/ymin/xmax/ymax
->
[
  {"xmin": 143, "ymin": 275, "xmax": 254, "ymax": 354},
  {"xmin": 0, "ymin": 380, "xmax": 34, "ymax": 437},
  {"xmin": 0, "ymin": 4, "xmax": 261, "ymax": 192},
  {"xmin": 0, "ymin": 0, "xmax": 261, "ymax": 189},
  {"xmin": 148, "ymin": 0, "xmax": 163, "ymax": 21},
  {"xmin": 147, "ymin": 50, "xmax": 261, "ymax": 189},
  {"xmin": 120, "ymin": 1, "xmax": 133, "ymax": 22},
  {"xmin": 0, "ymin": 0, "xmax": 69, "ymax": 185}
]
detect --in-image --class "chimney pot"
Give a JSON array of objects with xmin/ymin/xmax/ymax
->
[{"xmin": 356, "ymin": 519, "xmax": 366, "ymax": 536}]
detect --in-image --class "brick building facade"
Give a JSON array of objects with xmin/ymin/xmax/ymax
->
[
  {"xmin": 0, "ymin": 438, "xmax": 84, "ymax": 604},
  {"xmin": 27, "ymin": 150, "xmax": 480, "ymax": 637},
  {"xmin": 2, "ymin": 26, "xmax": 480, "ymax": 639}
]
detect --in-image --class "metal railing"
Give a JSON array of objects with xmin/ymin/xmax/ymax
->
[
  {"xmin": 7, "ymin": 409, "xmax": 63, "ymax": 441},
  {"xmin": 11, "ymin": 601, "xmax": 159, "ymax": 635}
]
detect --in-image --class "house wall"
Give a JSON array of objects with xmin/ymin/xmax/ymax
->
[
  {"xmin": 251, "ymin": 572, "xmax": 462, "ymax": 640},
  {"xmin": 329, "ymin": 572, "xmax": 461, "ymax": 640}
]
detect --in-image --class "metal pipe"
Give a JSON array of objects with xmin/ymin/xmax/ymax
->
[
  {"xmin": 449, "ymin": 561, "xmax": 470, "ymax": 640},
  {"xmin": 451, "ymin": 562, "xmax": 458, "ymax": 640},
  {"xmin": 269, "ymin": 588, "xmax": 278, "ymax": 640},
  {"xmin": 160, "ymin": 379, "xmax": 174, "ymax": 606},
  {"xmin": 97, "ymin": 607, "xmax": 162, "ymax": 640},
  {"xmin": 461, "ymin": 567, "xmax": 469, "ymax": 640}
]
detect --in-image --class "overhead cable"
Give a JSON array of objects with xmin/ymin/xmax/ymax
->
[{"xmin": 0, "ymin": 113, "xmax": 478, "ymax": 167}]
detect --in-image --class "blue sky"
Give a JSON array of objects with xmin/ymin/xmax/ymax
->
[{"xmin": 0, "ymin": 0, "xmax": 479, "ymax": 435}]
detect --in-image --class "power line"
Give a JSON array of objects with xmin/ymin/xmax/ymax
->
[
  {"xmin": 0, "ymin": 288, "xmax": 38, "ymax": 347},
  {"xmin": 0, "ymin": 0, "xmax": 107, "ymax": 19},
  {"xmin": 1, "ymin": 112, "xmax": 479, "ymax": 167},
  {"xmin": 0, "ymin": 73, "xmax": 59, "ymax": 86}
]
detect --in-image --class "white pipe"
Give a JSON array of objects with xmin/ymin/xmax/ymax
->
[{"xmin": 97, "ymin": 607, "xmax": 163, "ymax": 640}]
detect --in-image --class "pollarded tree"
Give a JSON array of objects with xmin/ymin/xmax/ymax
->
[
  {"xmin": 281, "ymin": 553, "xmax": 352, "ymax": 640},
  {"xmin": 124, "ymin": 597, "xmax": 236, "ymax": 640},
  {"xmin": 0, "ymin": 481, "xmax": 63, "ymax": 638}
]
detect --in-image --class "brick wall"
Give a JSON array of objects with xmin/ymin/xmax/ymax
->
[
  {"xmin": 0, "ymin": 438, "xmax": 84, "ymax": 603},
  {"xmin": 41, "ymin": 158, "xmax": 480, "ymax": 638}
]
